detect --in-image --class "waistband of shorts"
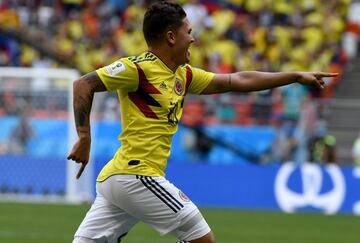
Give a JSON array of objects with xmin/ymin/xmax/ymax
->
[
  {"xmin": 112, "ymin": 174, "xmax": 138, "ymax": 179},
  {"xmin": 101, "ymin": 174, "xmax": 163, "ymax": 181}
]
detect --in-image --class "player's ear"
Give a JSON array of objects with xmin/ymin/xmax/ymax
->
[{"xmin": 166, "ymin": 30, "xmax": 176, "ymax": 45}]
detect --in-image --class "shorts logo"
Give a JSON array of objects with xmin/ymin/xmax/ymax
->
[
  {"xmin": 174, "ymin": 78, "xmax": 183, "ymax": 95},
  {"xmin": 179, "ymin": 191, "xmax": 190, "ymax": 202},
  {"xmin": 105, "ymin": 61, "xmax": 126, "ymax": 76}
]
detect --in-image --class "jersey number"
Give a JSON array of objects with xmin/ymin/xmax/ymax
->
[{"xmin": 168, "ymin": 99, "xmax": 183, "ymax": 125}]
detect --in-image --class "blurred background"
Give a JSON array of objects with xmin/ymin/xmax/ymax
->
[{"xmin": 0, "ymin": 1, "xmax": 360, "ymax": 241}]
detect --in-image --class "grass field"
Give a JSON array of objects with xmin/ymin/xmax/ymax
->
[{"xmin": 0, "ymin": 202, "xmax": 359, "ymax": 243}]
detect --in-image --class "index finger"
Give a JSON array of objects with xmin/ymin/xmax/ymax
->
[
  {"xmin": 316, "ymin": 72, "xmax": 339, "ymax": 78},
  {"xmin": 76, "ymin": 162, "xmax": 87, "ymax": 179}
]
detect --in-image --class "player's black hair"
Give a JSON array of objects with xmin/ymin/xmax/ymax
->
[{"xmin": 143, "ymin": 1, "xmax": 187, "ymax": 45}]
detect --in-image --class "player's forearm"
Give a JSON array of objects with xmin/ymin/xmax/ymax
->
[
  {"xmin": 72, "ymin": 71, "xmax": 106, "ymax": 139},
  {"xmin": 232, "ymin": 71, "xmax": 300, "ymax": 92},
  {"xmin": 73, "ymin": 78, "xmax": 94, "ymax": 139}
]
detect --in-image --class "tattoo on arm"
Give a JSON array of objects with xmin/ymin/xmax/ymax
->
[
  {"xmin": 82, "ymin": 72, "xmax": 107, "ymax": 92},
  {"xmin": 73, "ymin": 72, "xmax": 106, "ymax": 133},
  {"xmin": 74, "ymin": 93, "xmax": 93, "ymax": 127}
]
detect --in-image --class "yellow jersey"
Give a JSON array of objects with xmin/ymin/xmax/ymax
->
[{"xmin": 96, "ymin": 52, "xmax": 214, "ymax": 181}]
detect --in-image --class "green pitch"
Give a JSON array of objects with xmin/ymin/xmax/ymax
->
[{"xmin": 0, "ymin": 202, "xmax": 359, "ymax": 243}]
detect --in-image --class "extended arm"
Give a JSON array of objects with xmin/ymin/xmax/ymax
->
[
  {"xmin": 202, "ymin": 71, "xmax": 338, "ymax": 94},
  {"xmin": 67, "ymin": 71, "xmax": 107, "ymax": 179}
]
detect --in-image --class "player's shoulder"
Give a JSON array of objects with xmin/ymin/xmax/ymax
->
[
  {"xmin": 180, "ymin": 63, "xmax": 190, "ymax": 69},
  {"xmin": 105, "ymin": 52, "xmax": 156, "ymax": 72},
  {"xmin": 127, "ymin": 52, "xmax": 157, "ymax": 65},
  {"xmin": 178, "ymin": 63, "xmax": 194, "ymax": 73},
  {"xmin": 180, "ymin": 64, "xmax": 208, "ymax": 74}
]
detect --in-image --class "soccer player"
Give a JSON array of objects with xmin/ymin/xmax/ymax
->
[{"xmin": 67, "ymin": 1, "xmax": 337, "ymax": 243}]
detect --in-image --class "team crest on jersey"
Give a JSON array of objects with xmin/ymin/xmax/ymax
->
[
  {"xmin": 179, "ymin": 191, "xmax": 190, "ymax": 202},
  {"xmin": 105, "ymin": 61, "xmax": 126, "ymax": 76},
  {"xmin": 174, "ymin": 78, "xmax": 183, "ymax": 95}
]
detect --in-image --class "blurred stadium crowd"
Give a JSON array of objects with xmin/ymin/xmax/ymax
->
[
  {"xmin": 0, "ymin": 0, "xmax": 350, "ymax": 73},
  {"xmin": 0, "ymin": 0, "xmax": 359, "ymax": 164},
  {"xmin": 0, "ymin": 0, "xmax": 350, "ymax": 115}
]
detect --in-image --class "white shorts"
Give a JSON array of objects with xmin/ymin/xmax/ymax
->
[{"xmin": 74, "ymin": 175, "xmax": 210, "ymax": 242}]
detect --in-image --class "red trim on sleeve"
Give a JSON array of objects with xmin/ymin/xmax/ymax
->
[{"xmin": 185, "ymin": 66, "xmax": 193, "ymax": 94}]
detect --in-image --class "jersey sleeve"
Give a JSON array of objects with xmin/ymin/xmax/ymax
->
[
  {"xmin": 187, "ymin": 66, "xmax": 215, "ymax": 94},
  {"xmin": 96, "ymin": 58, "xmax": 138, "ymax": 92}
]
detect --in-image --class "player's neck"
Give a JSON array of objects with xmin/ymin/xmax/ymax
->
[{"xmin": 148, "ymin": 47, "xmax": 178, "ymax": 73}]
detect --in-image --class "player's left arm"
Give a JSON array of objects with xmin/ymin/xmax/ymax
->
[{"xmin": 201, "ymin": 71, "xmax": 338, "ymax": 94}]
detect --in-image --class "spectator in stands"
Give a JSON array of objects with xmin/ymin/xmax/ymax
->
[
  {"xmin": 183, "ymin": 0, "xmax": 208, "ymax": 37},
  {"xmin": 352, "ymin": 132, "xmax": 360, "ymax": 166},
  {"xmin": 102, "ymin": 96, "xmax": 120, "ymax": 121},
  {"xmin": 280, "ymin": 83, "xmax": 308, "ymax": 121},
  {"xmin": 2, "ymin": 91, "xmax": 18, "ymax": 115},
  {"xmin": 322, "ymin": 134, "xmax": 337, "ymax": 164},
  {"xmin": 272, "ymin": 116, "xmax": 299, "ymax": 163},
  {"xmin": 105, "ymin": 0, "xmax": 128, "ymax": 17},
  {"xmin": 7, "ymin": 107, "xmax": 34, "ymax": 155},
  {"xmin": 182, "ymin": 100, "xmax": 214, "ymax": 160},
  {"xmin": 251, "ymin": 89, "xmax": 273, "ymax": 125},
  {"xmin": 184, "ymin": 123, "xmax": 214, "ymax": 162},
  {"xmin": 225, "ymin": 15, "xmax": 251, "ymax": 49},
  {"xmin": 216, "ymin": 95, "xmax": 236, "ymax": 123},
  {"xmin": 0, "ymin": 46, "xmax": 9, "ymax": 66},
  {"xmin": 309, "ymin": 127, "xmax": 337, "ymax": 164},
  {"xmin": 62, "ymin": 0, "xmax": 84, "ymax": 14}
]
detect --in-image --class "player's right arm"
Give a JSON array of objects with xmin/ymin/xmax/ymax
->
[
  {"xmin": 67, "ymin": 71, "xmax": 106, "ymax": 179},
  {"xmin": 67, "ymin": 58, "xmax": 138, "ymax": 179}
]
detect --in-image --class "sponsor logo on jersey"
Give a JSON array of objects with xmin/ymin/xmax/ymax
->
[
  {"xmin": 174, "ymin": 78, "xmax": 183, "ymax": 95},
  {"xmin": 159, "ymin": 81, "xmax": 167, "ymax": 90},
  {"xmin": 106, "ymin": 61, "xmax": 126, "ymax": 76},
  {"xmin": 179, "ymin": 191, "xmax": 190, "ymax": 202}
]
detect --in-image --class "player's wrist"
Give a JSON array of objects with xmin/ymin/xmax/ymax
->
[
  {"xmin": 77, "ymin": 127, "xmax": 91, "ymax": 140},
  {"xmin": 78, "ymin": 134, "xmax": 91, "ymax": 141}
]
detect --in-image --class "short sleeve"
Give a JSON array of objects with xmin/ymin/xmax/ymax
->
[
  {"xmin": 96, "ymin": 58, "xmax": 138, "ymax": 92},
  {"xmin": 187, "ymin": 66, "xmax": 215, "ymax": 94}
]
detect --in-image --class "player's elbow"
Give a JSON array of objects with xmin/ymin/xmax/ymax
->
[
  {"xmin": 73, "ymin": 78, "xmax": 84, "ymax": 91},
  {"xmin": 233, "ymin": 72, "xmax": 260, "ymax": 92},
  {"xmin": 230, "ymin": 72, "xmax": 253, "ymax": 92},
  {"xmin": 73, "ymin": 78, "xmax": 93, "ymax": 95}
]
